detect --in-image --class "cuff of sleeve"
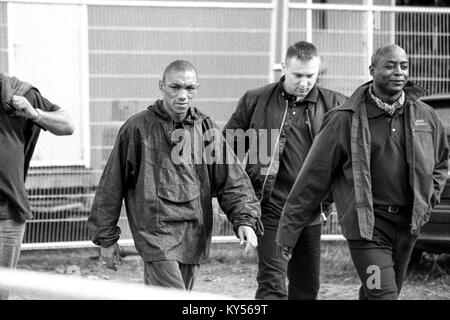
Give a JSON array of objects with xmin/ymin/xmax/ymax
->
[
  {"xmin": 233, "ymin": 214, "xmax": 264, "ymax": 237},
  {"xmin": 88, "ymin": 224, "xmax": 121, "ymax": 248}
]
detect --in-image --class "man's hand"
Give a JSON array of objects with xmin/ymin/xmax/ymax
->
[
  {"xmin": 237, "ymin": 225, "xmax": 257, "ymax": 254},
  {"xmin": 277, "ymin": 245, "xmax": 293, "ymax": 261},
  {"xmin": 100, "ymin": 243, "xmax": 122, "ymax": 271},
  {"xmin": 11, "ymin": 95, "xmax": 40, "ymax": 120}
]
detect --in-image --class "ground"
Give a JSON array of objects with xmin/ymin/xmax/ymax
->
[{"xmin": 11, "ymin": 242, "xmax": 450, "ymax": 300}]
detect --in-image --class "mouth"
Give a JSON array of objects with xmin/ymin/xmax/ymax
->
[
  {"xmin": 390, "ymin": 80, "xmax": 405, "ymax": 85},
  {"xmin": 174, "ymin": 103, "xmax": 189, "ymax": 112}
]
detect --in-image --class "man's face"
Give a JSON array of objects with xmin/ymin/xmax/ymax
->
[
  {"xmin": 370, "ymin": 47, "xmax": 409, "ymax": 96},
  {"xmin": 159, "ymin": 69, "xmax": 198, "ymax": 122},
  {"xmin": 282, "ymin": 56, "xmax": 320, "ymax": 100}
]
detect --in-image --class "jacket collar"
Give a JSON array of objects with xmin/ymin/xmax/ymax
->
[
  {"xmin": 150, "ymin": 99, "xmax": 207, "ymax": 125},
  {"xmin": 338, "ymin": 80, "xmax": 427, "ymax": 113}
]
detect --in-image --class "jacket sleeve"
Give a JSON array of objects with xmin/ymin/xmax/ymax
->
[
  {"xmin": 276, "ymin": 111, "xmax": 345, "ymax": 247},
  {"xmin": 207, "ymin": 123, "xmax": 263, "ymax": 237},
  {"xmin": 431, "ymin": 115, "xmax": 449, "ymax": 208},
  {"xmin": 88, "ymin": 124, "xmax": 140, "ymax": 247},
  {"xmin": 222, "ymin": 91, "xmax": 255, "ymax": 161}
]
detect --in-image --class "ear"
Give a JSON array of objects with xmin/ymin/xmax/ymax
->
[
  {"xmin": 158, "ymin": 80, "xmax": 164, "ymax": 92},
  {"xmin": 369, "ymin": 65, "xmax": 375, "ymax": 77},
  {"xmin": 281, "ymin": 62, "xmax": 287, "ymax": 74}
]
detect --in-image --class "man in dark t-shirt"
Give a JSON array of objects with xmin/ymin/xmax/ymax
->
[{"xmin": 0, "ymin": 74, "xmax": 74, "ymax": 299}]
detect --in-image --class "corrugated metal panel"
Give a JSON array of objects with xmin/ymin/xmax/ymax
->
[{"xmin": 0, "ymin": 2, "xmax": 8, "ymax": 73}]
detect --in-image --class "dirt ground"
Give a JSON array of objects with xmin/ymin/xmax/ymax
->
[{"xmin": 12, "ymin": 242, "xmax": 450, "ymax": 300}]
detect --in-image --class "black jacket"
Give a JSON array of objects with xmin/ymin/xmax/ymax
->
[
  {"xmin": 277, "ymin": 81, "xmax": 449, "ymax": 245},
  {"xmin": 223, "ymin": 78, "xmax": 347, "ymax": 225}
]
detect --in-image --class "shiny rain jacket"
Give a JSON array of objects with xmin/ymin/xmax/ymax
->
[{"xmin": 88, "ymin": 100, "xmax": 263, "ymax": 264}]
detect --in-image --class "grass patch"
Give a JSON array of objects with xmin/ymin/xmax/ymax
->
[{"xmin": 208, "ymin": 241, "xmax": 360, "ymax": 282}]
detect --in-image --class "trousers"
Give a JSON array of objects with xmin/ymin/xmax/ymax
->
[
  {"xmin": 255, "ymin": 224, "xmax": 322, "ymax": 300},
  {"xmin": 347, "ymin": 206, "xmax": 417, "ymax": 300},
  {"xmin": 143, "ymin": 260, "xmax": 199, "ymax": 290}
]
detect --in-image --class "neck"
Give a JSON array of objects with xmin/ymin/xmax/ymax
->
[{"xmin": 372, "ymin": 86, "xmax": 402, "ymax": 104}]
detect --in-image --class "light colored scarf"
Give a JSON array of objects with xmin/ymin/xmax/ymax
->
[{"xmin": 368, "ymin": 84, "xmax": 405, "ymax": 117}]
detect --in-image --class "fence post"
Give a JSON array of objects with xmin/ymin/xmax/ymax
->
[
  {"xmin": 306, "ymin": 0, "xmax": 312, "ymax": 42},
  {"xmin": 364, "ymin": 0, "xmax": 374, "ymax": 80}
]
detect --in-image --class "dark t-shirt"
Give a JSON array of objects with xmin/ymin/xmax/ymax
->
[
  {"xmin": 366, "ymin": 94, "xmax": 413, "ymax": 206},
  {"xmin": 262, "ymin": 88, "xmax": 319, "ymax": 228},
  {"xmin": 0, "ymin": 88, "xmax": 60, "ymax": 221}
]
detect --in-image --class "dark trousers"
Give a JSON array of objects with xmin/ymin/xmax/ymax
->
[
  {"xmin": 255, "ymin": 224, "xmax": 322, "ymax": 300},
  {"xmin": 143, "ymin": 260, "xmax": 199, "ymax": 290},
  {"xmin": 347, "ymin": 206, "xmax": 417, "ymax": 300}
]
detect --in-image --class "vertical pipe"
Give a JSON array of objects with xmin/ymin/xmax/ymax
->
[
  {"xmin": 269, "ymin": 0, "xmax": 278, "ymax": 83},
  {"xmin": 81, "ymin": 3, "xmax": 91, "ymax": 168},
  {"xmin": 306, "ymin": 0, "xmax": 312, "ymax": 42},
  {"xmin": 281, "ymin": 0, "xmax": 289, "ymax": 65},
  {"xmin": 365, "ymin": 0, "xmax": 373, "ymax": 80},
  {"xmin": 389, "ymin": 0, "xmax": 395, "ymax": 44},
  {"xmin": 6, "ymin": 1, "xmax": 14, "ymax": 75}
]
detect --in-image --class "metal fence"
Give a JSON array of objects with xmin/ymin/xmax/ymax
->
[
  {"xmin": 0, "ymin": 0, "xmax": 449, "ymax": 249},
  {"xmin": 285, "ymin": 2, "xmax": 450, "ymax": 96}
]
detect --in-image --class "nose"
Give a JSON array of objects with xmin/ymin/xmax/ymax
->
[
  {"xmin": 299, "ymin": 77, "xmax": 308, "ymax": 87},
  {"xmin": 178, "ymin": 89, "xmax": 188, "ymax": 100},
  {"xmin": 393, "ymin": 65, "xmax": 404, "ymax": 75}
]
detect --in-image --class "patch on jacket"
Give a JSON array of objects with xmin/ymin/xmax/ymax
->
[{"xmin": 414, "ymin": 119, "xmax": 427, "ymax": 126}]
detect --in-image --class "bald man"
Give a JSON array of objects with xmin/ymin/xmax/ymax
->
[
  {"xmin": 88, "ymin": 60, "xmax": 263, "ymax": 290},
  {"xmin": 276, "ymin": 44, "xmax": 449, "ymax": 299}
]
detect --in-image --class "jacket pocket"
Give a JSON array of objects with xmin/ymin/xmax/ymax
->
[
  {"xmin": 155, "ymin": 183, "xmax": 202, "ymax": 251},
  {"xmin": 156, "ymin": 183, "xmax": 201, "ymax": 223}
]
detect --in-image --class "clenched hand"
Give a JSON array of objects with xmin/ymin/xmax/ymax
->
[{"xmin": 12, "ymin": 95, "xmax": 40, "ymax": 120}]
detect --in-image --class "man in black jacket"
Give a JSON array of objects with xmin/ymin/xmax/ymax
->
[
  {"xmin": 277, "ymin": 44, "xmax": 449, "ymax": 299},
  {"xmin": 223, "ymin": 41, "xmax": 347, "ymax": 299}
]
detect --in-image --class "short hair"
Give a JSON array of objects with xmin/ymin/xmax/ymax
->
[
  {"xmin": 162, "ymin": 60, "xmax": 198, "ymax": 82},
  {"xmin": 285, "ymin": 41, "xmax": 319, "ymax": 62},
  {"xmin": 371, "ymin": 44, "xmax": 406, "ymax": 67}
]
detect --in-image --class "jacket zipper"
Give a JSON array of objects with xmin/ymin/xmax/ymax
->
[
  {"xmin": 259, "ymin": 99, "xmax": 289, "ymax": 202},
  {"xmin": 305, "ymin": 105, "xmax": 315, "ymax": 140}
]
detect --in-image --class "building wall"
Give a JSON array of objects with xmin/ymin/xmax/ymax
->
[{"xmin": 87, "ymin": 4, "xmax": 274, "ymax": 170}]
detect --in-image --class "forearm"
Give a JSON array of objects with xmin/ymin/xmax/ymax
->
[{"xmin": 33, "ymin": 108, "xmax": 74, "ymax": 135}]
